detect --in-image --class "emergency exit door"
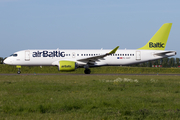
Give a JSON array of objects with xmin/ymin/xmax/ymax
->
[{"xmin": 72, "ymin": 52, "xmax": 76, "ymax": 58}]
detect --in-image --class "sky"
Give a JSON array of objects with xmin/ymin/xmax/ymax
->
[{"xmin": 0, "ymin": 0, "xmax": 180, "ymax": 58}]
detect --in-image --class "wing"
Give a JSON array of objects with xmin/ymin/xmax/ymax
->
[{"xmin": 77, "ymin": 46, "xmax": 119, "ymax": 64}]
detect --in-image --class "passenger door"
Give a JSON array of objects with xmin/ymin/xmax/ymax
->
[
  {"xmin": 136, "ymin": 51, "xmax": 141, "ymax": 60},
  {"xmin": 25, "ymin": 51, "xmax": 30, "ymax": 61}
]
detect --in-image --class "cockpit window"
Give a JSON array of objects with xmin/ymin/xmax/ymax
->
[
  {"xmin": 13, "ymin": 54, "xmax": 18, "ymax": 57},
  {"xmin": 10, "ymin": 54, "xmax": 18, "ymax": 57}
]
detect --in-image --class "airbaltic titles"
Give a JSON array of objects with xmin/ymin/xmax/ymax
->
[
  {"xmin": 149, "ymin": 42, "xmax": 164, "ymax": 48},
  {"xmin": 32, "ymin": 51, "xmax": 65, "ymax": 57}
]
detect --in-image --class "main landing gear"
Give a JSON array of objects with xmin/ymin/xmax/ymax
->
[
  {"xmin": 16, "ymin": 66, "xmax": 21, "ymax": 74},
  {"xmin": 84, "ymin": 69, "xmax": 91, "ymax": 74},
  {"xmin": 84, "ymin": 65, "xmax": 91, "ymax": 74}
]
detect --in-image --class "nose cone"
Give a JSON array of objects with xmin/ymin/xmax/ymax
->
[{"xmin": 3, "ymin": 57, "xmax": 12, "ymax": 65}]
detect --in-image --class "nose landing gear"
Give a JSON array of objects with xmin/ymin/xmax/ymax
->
[{"xmin": 16, "ymin": 66, "xmax": 21, "ymax": 74}]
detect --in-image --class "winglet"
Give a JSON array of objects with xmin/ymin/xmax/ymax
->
[{"xmin": 109, "ymin": 46, "xmax": 119, "ymax": 54}]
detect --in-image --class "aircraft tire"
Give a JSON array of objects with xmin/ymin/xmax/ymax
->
[
  {"xmin": 84, "ymin": 69, "xmax": 91, "ymax": 74},
  {"xmin": 17, "ymin": 71, "xmax": 21, "ymax": 74}
]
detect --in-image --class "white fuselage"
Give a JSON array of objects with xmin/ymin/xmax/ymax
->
[{"xmin": 4, "ymin": 49, "xmax": 176, "ymax": 67}]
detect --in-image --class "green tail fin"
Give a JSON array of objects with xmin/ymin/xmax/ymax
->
[{"xmin": 138, "ymin": 23, "xmax": 172, "ymax": 50}]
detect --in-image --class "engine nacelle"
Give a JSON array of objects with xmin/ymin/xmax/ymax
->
[{"xmin": 58, "ymin": 61, "xmax": 77, "ymax": 71}]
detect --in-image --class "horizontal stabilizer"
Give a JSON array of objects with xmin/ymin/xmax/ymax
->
[{"xmin": 154, "ymin": 51, "xmax": 176, "ymax": 56}]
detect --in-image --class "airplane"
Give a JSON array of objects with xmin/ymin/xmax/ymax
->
[{"xmin": 3, "ymin": 23, "xmax": 176, "ymax": 74}]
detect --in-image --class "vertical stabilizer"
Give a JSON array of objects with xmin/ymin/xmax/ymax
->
[{"xmin": 138, "ymin": 23, "xmax": 172, "ymax": 50}]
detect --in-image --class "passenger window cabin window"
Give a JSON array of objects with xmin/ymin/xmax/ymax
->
[
  {"xmin": 77, "ymin": 54, "xmax": 79, "ymax": 56},
  {"xmin": 81, "ymin": 54, "xmax": 83, "ymax": 56}
]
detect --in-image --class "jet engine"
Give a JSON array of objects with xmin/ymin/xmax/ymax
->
[{"xmin": 58, "ymin": 61, "xmax": 78, "ymax": 71}]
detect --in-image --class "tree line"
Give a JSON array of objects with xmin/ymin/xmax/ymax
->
[
  {"xmin": 0, "ymin": 57, "xmax": 3, "ymax": 64},
  {"xmin": 0, "ymin": 57, "xmax": 180, "ymax": 67},
  {"xmin": 131, "ymin": 57, "xmax": 180, "ymax": 67}
]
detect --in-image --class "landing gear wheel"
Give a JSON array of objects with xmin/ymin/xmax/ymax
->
[
  {"xmin": 84, "ymin": 69, "xmax": 91, "ymax": 74},
  {"xmin": 17, "ymin": 68, "xmax": 21, "ymax": 74}
]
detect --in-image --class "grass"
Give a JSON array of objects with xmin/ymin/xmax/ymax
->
[
  {"xmin": 0, "ymin": 75, "xmax": 180, "ymax": 119},
  {"xmin": 1, "ymin": 64, "xmax": 180, "ymax": 74}
]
